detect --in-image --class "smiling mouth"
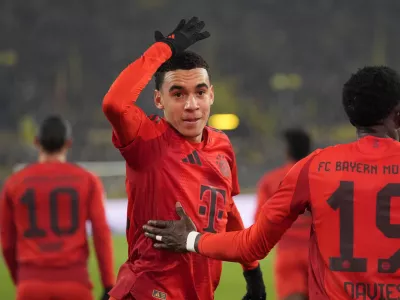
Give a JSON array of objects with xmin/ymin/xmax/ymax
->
[{"xmin": 183, "ymin": 118, "xmax": 201, "ymax": 123}]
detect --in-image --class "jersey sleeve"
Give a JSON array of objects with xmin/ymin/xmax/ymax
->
[
  {"xmin": 226, "ymin": 201, "xmax": 259, "ymax": 270},
  {"xmin": 0, "ymin": 179, "xmax": 17, "ymax": 284},
  {"xmin": 88, "ymin": 175, "xmax": 115, "ymax": 288},
  {"xmin": 102, "ymin": 42, "xmax": 172, "ymax": 169},
  {"xmin": 196, "ymin": 152, "xmax": 318, "ymax": 264}
]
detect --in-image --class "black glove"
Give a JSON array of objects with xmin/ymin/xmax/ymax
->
[
  {"xmin": 100, "ymin": 287, "xmax": 113, "ymax": 300},
  {"xmin": 154, "ymin": 17, "xmax": 210, "ymax": 55},
  {"xmin": 242, "ymin": 265, "xmax": 267, "ymax": 300}
]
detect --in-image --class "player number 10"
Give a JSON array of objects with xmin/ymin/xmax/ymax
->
[
  {"xmin": 327, "ymin": 181, "xmax": 400, "ymax": 273},
  {"xmin": 21, "ymin": 187, "xmax": 79, "ymax": 238}
]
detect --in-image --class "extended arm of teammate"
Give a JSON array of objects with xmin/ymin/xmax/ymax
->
[
  {"xmin": 226, "ymin": 204, "xmax": 259, "ymax": 270},
  {"xmin": 88, "ymin": 176, "xmax": 115, "ymax": 290},
  {"xmin": 0, "ymin": 182, "xmax": 17, "ymax": 284},
  {"xmin": 194, "ymin": 156, "xmax": 314, "ymax": 264}
]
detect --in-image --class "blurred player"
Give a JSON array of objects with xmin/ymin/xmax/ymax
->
[
  {"xmin": 103, "ymin": 17, "xmax": 265, "ymax": 300},
  {"xmin": 144, "ymin": 66, "xmax": 400, "ymax": 300},
  {"xmin": 0, "ymin": 115, "xmax": 115, "ymax": 300},
  {"xmin": 255, "ymin": 129, "xmax": 312, "ymax": 300}
]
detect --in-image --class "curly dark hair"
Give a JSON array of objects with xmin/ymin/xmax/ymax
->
[
  {"xmin": 154, "ymin": 51, "xmax": 209, "ymax": 90},
  {"xmin": 342, "ymin": 66, "xmax": 400, "ymax": 127}
]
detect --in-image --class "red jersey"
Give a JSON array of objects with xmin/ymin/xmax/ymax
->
[
  {"xmin": 103, "ymin": 42, "xmax": 258, "ymax": 300},
  {"xmin": 0, "ymin": 162, "xmax": 114, "ymax": 288},
  {"xmin": 256, "ymin": 163, "xmax": 312, "ymax": 251},
  {"xmin": 196, "ymin": 136, "xmax": 400, "ymax": 300}
]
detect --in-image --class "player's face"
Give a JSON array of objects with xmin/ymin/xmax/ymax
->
[{"xmin": 155, "ymin": 68, "xmax": 214, "ymax": 143}]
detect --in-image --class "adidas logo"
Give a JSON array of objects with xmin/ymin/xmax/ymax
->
[{"xmin": 182, "ymin": 150, "xmax": 202, "ymax": 166}]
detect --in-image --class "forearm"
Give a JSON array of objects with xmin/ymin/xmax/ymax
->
[
  {"xmin": 226, "ymin": 207, "xmax": 259, "ymax": 270},
  {"xmin": 193, "ymin": 216, "xmax": 294, "ymax": 264},
  {"xmin": 102, "ymin": 42, "xmax": 172, "ymax": 145}
]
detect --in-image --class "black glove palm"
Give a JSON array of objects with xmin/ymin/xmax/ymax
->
[
  {"xmin": 154, "ymin": 17, "xmax": 210, "ymax": 55},
  {"xmin": 242, "ymin": 265, "xmax": 267, "ymax": 300}
]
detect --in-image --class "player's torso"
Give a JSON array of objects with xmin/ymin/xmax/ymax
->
[
  {"xmin": 124, "ymin": 128, "xmax": 235, "ymax": 299},
  {"xmin": 308, "ymin": 137, "xmax": 400, "ymax": 299},
  {"xmin": 8, "ymin": 163, "xmax": 92, "ymax": 268}
]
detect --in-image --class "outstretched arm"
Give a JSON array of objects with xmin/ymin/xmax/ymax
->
[
  {"xmin": 143, "ymin": 151, "xmax": 319, "ymax": 264},
  {"xmin": 194, "ymin": 155, "xmax": 314, "ymax": 263}
]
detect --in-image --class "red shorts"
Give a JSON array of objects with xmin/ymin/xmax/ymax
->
[
  {"xmin": 274, "ymin": 248, "xmax": 309, "ymax": 299},
  {"xmin": 16, "ymin": 280, "xmax": 93, "ymax": 300}
]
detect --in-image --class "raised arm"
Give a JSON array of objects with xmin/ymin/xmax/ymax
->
[{"xmin": 102, "ymin": 42, "xmax": 172, "ymax": 147}]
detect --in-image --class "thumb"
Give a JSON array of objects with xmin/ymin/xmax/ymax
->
[
  {"xmin": 154, "ymin": 30, "xmax": 164, "ymax": 41},
  {"xmin": 175, "ymin": 202, "xmax": 187, "ymax": 219},
  {"xmin": 176, "ymin": 202, "xmax": 197, "ymax": 231}
]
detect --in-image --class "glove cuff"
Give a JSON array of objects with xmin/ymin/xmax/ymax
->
[
  {"xmin": 243, "ymin": 264, "xmax": 262, "ymax": 278},
  {"xmin": 159, "ymin": 39, "xmax": 178, "ymax": 56}
]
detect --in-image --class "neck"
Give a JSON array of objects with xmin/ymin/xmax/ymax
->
[
  {"xmin": 356, "ymin": 126, "xmax": 390, "ymax": 139},
  {"xmin": 38, "ymin": 152, "xmax": 67, "ymax": 163},
  {"xmin": 186, "ymin": 134, "xmax": 203, "ymax": 144}
]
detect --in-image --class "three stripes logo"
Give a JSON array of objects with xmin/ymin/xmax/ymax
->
[{"xmin": 182, "ymin": 150, "xmax": 202, "ymax": 166}]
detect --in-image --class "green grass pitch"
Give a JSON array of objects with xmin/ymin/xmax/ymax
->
[{"xmin": 0, "ymin": 235, "xmax": 276, "ymax": 299}]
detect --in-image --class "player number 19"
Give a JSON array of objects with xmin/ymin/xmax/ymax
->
[{"xmin": 327, "ymin": 181, "xmax": 400, "ymax": 273}]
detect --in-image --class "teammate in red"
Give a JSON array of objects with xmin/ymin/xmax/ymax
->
[
  {"xmin": 255, "ymin": 129, "xmax": 312, "ymax": 300},
  {"xmin": 0, "ymin": 115, "xmax": 115, "ymax": 300},
  {"xmin": 102, "ymin": 17, "xmax": 265, "ymax": 300},
  {"xmin": 144, "ymin": 66, "xmax": 400, "ymax": 300}
]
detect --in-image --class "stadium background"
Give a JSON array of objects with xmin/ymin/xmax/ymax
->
[{"xmin": 1, "ymin": 0, "xmax": 400, "ymax": 298}]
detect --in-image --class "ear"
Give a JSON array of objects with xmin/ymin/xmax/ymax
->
[
  {"xmin": 395, "ymin": 111, "xmax": 400, "ymax": 129},
  {"xmin": 209, "ymin": 85, "xmax": 215, "ymax": 106},
  {"xmin": 154, "ymin": 89, "xmax": 164, "ymax": 110},
  {"xmin": 65, "ymin": 139, "xmax": 72, "ymax": 149}
]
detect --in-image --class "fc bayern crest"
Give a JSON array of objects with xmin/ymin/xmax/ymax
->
[{"xmin": 216, "ymin": 154, "xmax": 230, "ymax": 177}]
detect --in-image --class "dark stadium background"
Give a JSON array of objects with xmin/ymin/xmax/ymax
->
[{"xmin": 1, "ymin": 0, "xmax": 399, "ymax": 298}]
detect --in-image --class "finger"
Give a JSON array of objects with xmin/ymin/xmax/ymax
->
[
  {"xmin": 143, "ymin": 225, "xmax": 165, "ymax": 235},
  {"xmin": 153, "ymin": 243, "xmax": 170, "ymax": 250},
  {"xmin": 147, "ymin": 220, "xmax": 170, "ymax": 228},
  {"xmin": 154, "ymin": 30, "xmax": 164, "ymax": 41},
  {"xmin": 195, "ymin": 31, "xmax": 211, "ymax": 41},
  {"xmin": 144, "ymin": 232, "xmax": 159, "ymax": 241},
  {"xmin": 187, "ymin": 16, "xmax": 199, "ymax": 25},
  {"xmin": 174, "ymin": 19, "xmax": 186, "ymax": 31},
  {"xmin": 195, "ymin": 21, "xmax": 205, "ymax": 31}
]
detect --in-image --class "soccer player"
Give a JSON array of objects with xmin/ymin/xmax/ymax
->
[
  {"xmin": 255, "ymin": 129, "xmax": 312, "ymax": 300},
  {"xmin": 143, "ymin": 66, "xmax": 400, "ymax": 300},
  {"xmin": 102, "ymin": 17, "xmax": 265, "ymax": 300},
  {"xmin": 0, "ymin": 115, "xmax": 115, "ymax": 300}
]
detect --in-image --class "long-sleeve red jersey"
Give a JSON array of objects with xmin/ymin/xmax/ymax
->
[
  {"xmin": 103, "ymin": 42, "xmax": 258, "ymax": 300},
  {"xmin": 0, "ymin": 162, "xmax": 115, "ymax": 288},
  {"xmin": 195, "ymin": 136, "xmax": 400, "ymax": 300}
]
